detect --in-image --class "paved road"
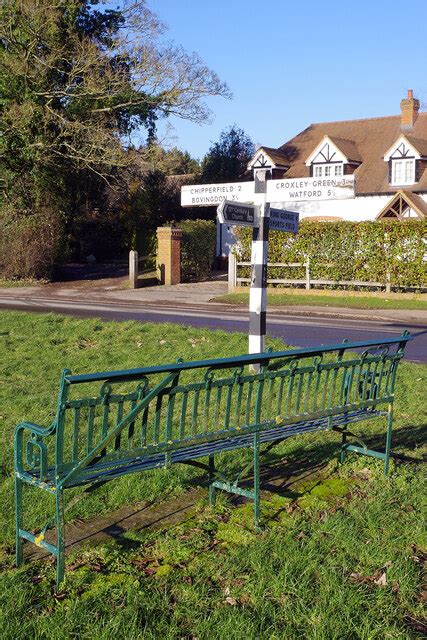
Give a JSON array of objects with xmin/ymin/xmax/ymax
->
[{"xmin": 1, "ymin": 295, "xmax": 426, "ymax": 363}]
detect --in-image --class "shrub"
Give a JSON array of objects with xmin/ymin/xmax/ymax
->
[
  {"xmin": 178, "ymin": 219, "xmax": 216, "ymax": 281},
  {"xmin": 233, "ymin": 220, "xmax": 427, "ymax": 288},
  {"xmin": 0, "ymin": 205, "xmax": 65, "ymax": 281}
]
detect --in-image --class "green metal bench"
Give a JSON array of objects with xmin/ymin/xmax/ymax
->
[{"xmin": 14, "ymin": 332, "xmax": 411, "ymax": 586}]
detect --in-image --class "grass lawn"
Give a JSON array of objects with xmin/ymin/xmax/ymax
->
[
  {"xmin": 0, "ymin": 311, "xmax": 425, "ymax": 639},
  {"xmin": 214, "ymin": 290, "xmax": 427, "ymax": 311}
]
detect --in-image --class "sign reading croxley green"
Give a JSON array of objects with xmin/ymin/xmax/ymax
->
[{"xmin": 266, "ymin": 175, "xmax": 354, "ymax": 203}]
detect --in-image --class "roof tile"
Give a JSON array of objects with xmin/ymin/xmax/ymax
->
[{"xmin": 276, "ymin": 113, "xmax": 427, "ymax": 194}]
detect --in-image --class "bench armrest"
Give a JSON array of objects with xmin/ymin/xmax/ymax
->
[
  {"xmin": 14, "ymin": 421, "xmax": 56, "ymax": 482},
  {"xmin": 16, "ymin": 421, "xmax": 54, "ymax": 436}
]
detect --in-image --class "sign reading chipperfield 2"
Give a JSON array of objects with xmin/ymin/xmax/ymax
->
[
  {"xmin": 181, "ymin": 181, "xmax": 254, "ymax": 207},
  {"xmin": 217, "ymin": 200, "xmax": 258, "ymax": 227}
]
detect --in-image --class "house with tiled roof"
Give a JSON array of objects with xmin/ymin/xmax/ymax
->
[{"xmin": 248, "ymin": 89, "xmax": 427, "ymax": 221}]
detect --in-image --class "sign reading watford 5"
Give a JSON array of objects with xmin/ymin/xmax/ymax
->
[
  {"xmin": 266, "ymin": 175, "xmax": 354, "ymax": 203},
  {"xmin": 217, "ymin": 200, "xmax": 258, "ymax": 227}
]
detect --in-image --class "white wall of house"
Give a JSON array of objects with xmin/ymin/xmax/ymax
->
[
  {"xmin": 216, "ymin": 193, "xmax": 427, "ymax": 256},
  {"xmin": 270, "ymin": 194, "xmax": 388, "ymax": 221}
]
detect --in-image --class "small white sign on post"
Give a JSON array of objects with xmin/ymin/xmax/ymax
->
[{"xmin": 269, "ymin": 208, "xmax": 299, "ymax": 233}]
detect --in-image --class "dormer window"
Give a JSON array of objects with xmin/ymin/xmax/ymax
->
[
  {"xmin": 313, "ymin": 163, "xmax": 343, "ymax": 178},
  {"xmin": 384, "ymin": 135, "xmax": 423, "ymax": 186},
  {"xmin": 391, "ymin": 159, "xmax": 415, "ymax": 186},
  {"xmin": 313, "ymin": 162, "xmax": 344, "ymax": 178},
  {"xmin": 305, "ymin": 135, "xmax": 361, "ymax": 179}
]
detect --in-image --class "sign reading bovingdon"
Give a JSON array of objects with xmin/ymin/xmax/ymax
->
[{"xmin": 181, "ymin": 181, "xmax": 255, "ymax": 207}]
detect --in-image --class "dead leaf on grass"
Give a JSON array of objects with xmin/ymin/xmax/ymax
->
[
  {"xmin": 373, "ymin": 572, "xmax": 387, "ymax": 587},
  {"xmin": 286, "ymin": 502, "xmax": 299, "ymax": 514},
  {"xmin": 349, "ymin": 569, "xmax": 388, "ymax": 587},
  {"xmin": 417, "ymin": 590, "xmax": 427, "ymax": 603},
  {"xmin": 224, "ymin": 596, "xmax": 238, "ymax": 606}
]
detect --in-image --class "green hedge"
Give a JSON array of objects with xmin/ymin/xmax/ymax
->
[
  {"xmin": 179, "ymin": 219, "xmax": 216, "ymax": 281},
  {"xmin": 233, "ymin": 220, "xmax": 427, "ymax": 288}
]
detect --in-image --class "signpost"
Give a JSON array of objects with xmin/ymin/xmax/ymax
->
[{"xmin": 181, "ymin": 170, "xmax": 354, "ymax": 357}]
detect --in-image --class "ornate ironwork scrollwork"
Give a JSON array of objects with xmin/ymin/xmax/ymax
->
[
  {"xmin": 232, "ymin": 365, "xmax": 244, "ymax": 383},
  {"xmin": 25, "ymin": 432, "xmax": 48, "ymax": 481},
  {"xmin": 313, "ymin": 355, "xmax": 323, "ymax": 372},
  {"xmin": 289, "ymin": 359, "xmax": 300, "ymax": 374},
  {"xmin": 204, "ymin": 367, "xmax": 216, "ymax": 389}
]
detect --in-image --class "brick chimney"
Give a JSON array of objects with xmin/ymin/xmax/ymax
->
[{"xmin": 400, "ymin": 89, "xmax": 420, "ymax": 129}]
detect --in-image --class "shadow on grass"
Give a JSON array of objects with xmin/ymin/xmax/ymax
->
[
  {"xmin": 23, "ymin": 422, "xmax": 426, "ymax": 560},
  {"xmin": 210, "ymin": 422, "xmax": 427, "ymax": 498}
]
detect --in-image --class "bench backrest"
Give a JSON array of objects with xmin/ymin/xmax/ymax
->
[{"xmin": 45, "ymin": 334, "xmax": 410, "ymax": 486}]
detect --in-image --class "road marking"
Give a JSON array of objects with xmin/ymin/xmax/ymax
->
[{"xmin": 0, "ymin": 295, "xmax": 419, "ymax": 335}]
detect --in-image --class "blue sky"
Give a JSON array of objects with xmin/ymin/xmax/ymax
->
[{"xmin": 149, "ymin": 0, "xmax": 427, "ymax": 160}]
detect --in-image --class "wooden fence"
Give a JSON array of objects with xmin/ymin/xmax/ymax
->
[{"xmin": 228, "ymin": 253, "xmax": 424, "ymax": 294}]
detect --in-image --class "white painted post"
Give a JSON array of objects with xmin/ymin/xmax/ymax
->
[
  {"xmin": 305, "ymin": 256, "xmax": 311, "ymax": 290},
  {"xmin": 385, "ymin": 269, "xmax": 391, "ymax": 294},
  {"xmin": 228, "ymin": 251, "xmax": 237, "ymax": 293},
  {"xmin": 129, "ymin": 250, "xmax": 138, "ymax": 289},
  {"xmin": 248, "ymin": 169, "xmax": 270, "ymax": 358}
]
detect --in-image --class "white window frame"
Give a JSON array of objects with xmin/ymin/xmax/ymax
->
[
  {"xmin": 312, "ymin": 163, "xmax": 343, "ymax": 178},
  {"xmin": 391, "ymin": 158, "xmax": 416, "ymax": 186}
]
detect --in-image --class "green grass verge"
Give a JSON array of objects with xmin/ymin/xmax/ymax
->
[
  {"xmin": 0, "ymin": 278, "xmax": 43, "ymax": 288},
  {"xmin": 214, "ymin": 291, "xmax": 427, "ymax": 311},
  {"xmin": 0, "ymin": 311, "xmax": 425, "ymax": 639}
]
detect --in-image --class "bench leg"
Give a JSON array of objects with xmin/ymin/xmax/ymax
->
[
  {"xmin": 253, "ymin": 433, "xmax": 260, "ymax": 528},
  {"xmin": 384, "ymin": 405, "xmax": 393, "ymax": 476},
  {"xmin": 15, "ymin": 476, "xmax": 24, "ymax": 567},
  {"xmin": 55, "ymin": 490, "xmax": 65, "ymax": 589},
  {"xmin": 340, "ymin": 429, "xmax": 347, "ymax": 464},
  {"xmin": 208, "ymin": 454, "xmax": 216, "ymax": 506}
]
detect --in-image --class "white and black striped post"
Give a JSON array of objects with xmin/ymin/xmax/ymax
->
[{"xmin": 249, "ymin": 169, "xmax": 270, "ymax": 359}]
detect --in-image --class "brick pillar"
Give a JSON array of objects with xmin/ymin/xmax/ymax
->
[{"xmin": 156, "ymin": 227, "xmax": 182, "ymax": 285}]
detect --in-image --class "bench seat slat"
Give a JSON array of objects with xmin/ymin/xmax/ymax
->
[{"xmin": 23, "ymin": 408, "xmax": 386, "ymax": 489}]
